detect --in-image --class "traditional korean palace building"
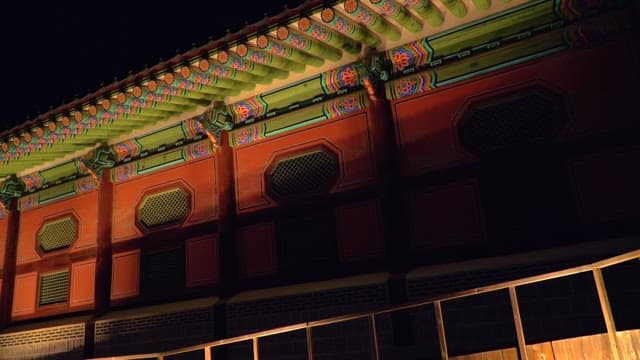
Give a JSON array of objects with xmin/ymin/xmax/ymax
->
[{"xmin": 1, "ymin": 0, "xmax": 639, "ymax": 359}]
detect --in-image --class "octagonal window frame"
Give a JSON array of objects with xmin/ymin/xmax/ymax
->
[
  {"xmin": 454, "ymin": 84, "xmax": 569, "ymax": 158},
  {"xmin": 135, "ymin": 182, "xmax": 194, "ymax": 233},
  {"xmin": 36, "ymin": 212, "xmax": 79, "ymax": 256},
  {"xmin": 264, "ymin": 144, "xmax": 341, "ymax": 203}
]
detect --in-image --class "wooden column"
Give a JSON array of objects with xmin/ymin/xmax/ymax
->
[
  {"xmin": 593, "ymin": 268, "xmax": 621, "ymax": 360},
  {"xmin": 434, "ymin": 301, "xmax": 449, "ymax": 360},
  {"xmin": 94, "ymin": 168, "xmax": 114, "ymax": 316},
  {"xmin": 213, "ymin": 132, "xmax": 238, "ymax": 360},
  {"xmin": 217, "ymin": 132, "xmax": 238, "ymax": 299},
  {"xmin": 0, "ymin": 200, "xmax": 20, "ymax": 329},
  {"xmin": 368, "ymin": 83, "xmax": 414, "ymax": 347},
  {"xmin": 508, "ymin": 286, "xmax": 529, "ymax": 360},
  {"xmin": 306, "ymin": 327, "xmax": 315, "ymax": 360}
]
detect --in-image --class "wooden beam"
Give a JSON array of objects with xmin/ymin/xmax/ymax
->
[
  {"xmin": 130, "ymin": 85, "xmax": 214, "ymax": 107},
  {"xmin": 152, "ymin": 79, "xmax": 219, "ymax": 100},
  {"xmin": 235, "ymin": 44, "xmax": 306, "ymax": 73},
  {"xmin": 320, "ymin": 7, "xmax": 381, "ymax": 48},
  {"xmin": 306, "ymin": 327, "xmax": 314, "ymax": 360},
  {"xmin": 252, "ymin": 338, "xmax": 259, "ymax": 360},
  {"xmin": 100, "ymin": 98, "xmax": 180, "ymax": 119},
  {"xmin": 369, "ymin": 314, "xmax": 380, "ymax": 360},
  {"xmin": 297, "ymin": 17, "xmax": 362, "ymax": 55},
  {"xmin": 434, "ymin": 301, "xmax": 448, "ymax": 360},
  {"xmin": 472, "ymin": 0, "xmax": 491, "ymax": 10},
  {"xmin": 114, "ymin": 91, "xmax": 194, "ymax": 112},
  {"xmin": 200, "ymin": 59, "xmax": 272, "ymax": 85},
  {"xmin": 399, "ymin": 0, "xmax": 444, "ymax": 27},
  {"xmin": 369, "ymin": 0, "xmax": 424, "ymax": 33},
  {"xmin": 343, "ymin": 0, "xmax": 401, "ymax": 40},
  {"xmin": 276, "ymin": 26, "xmax": 343, "ymax": 61},
  {"xmin": 217, "ymin": 51, "xmax": 289, "ymax": 79},
  {"xmin": 160, "ymin": 73, "xmax": 241, "ymax": 97},
  {"xmin": 440, "ymin": 0, "xmax": 467, "ymax": 18},
  {"xmin": 508, "ymin": 286, "xmax": 529, "ymax": 360},
  {"xmin": 178, "ymin": 64, "xmax": 255, "ymax": 91},
  {"xmin": 593, "ymin": 268, "xmax": 622, "ymax": 360},
  {"xmin": 256, "ymin": 35, "xmax": 324, "ymax": 67}
]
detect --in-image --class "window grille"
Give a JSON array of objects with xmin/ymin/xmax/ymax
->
[
  {"xmin": 268, "ymin": 150, "xmax": 339, "ymax": 201},
  {"xmin": 39, "ymin": 270, "xmax": 69, "ymax": 306},
  {"xmin": 138, "ymin": 187, "xmax": 190, "ymax": 228},
  {"xmin": 38, "ymin": 216, "xmax": 77, "ymax": 253}
]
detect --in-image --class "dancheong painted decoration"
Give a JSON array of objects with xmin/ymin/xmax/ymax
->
[{"xmin": 0, "ymin": 1, "xmax": 638, "ymax": 359}]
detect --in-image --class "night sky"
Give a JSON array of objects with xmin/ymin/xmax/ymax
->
[{"xmin": 0, "ymin": 1, "xmax": 306, "ymax": 133}]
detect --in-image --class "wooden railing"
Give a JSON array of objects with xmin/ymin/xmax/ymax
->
[{"xmin": 94, "ymin": 249, "xmax": 640, "ymax": 360}]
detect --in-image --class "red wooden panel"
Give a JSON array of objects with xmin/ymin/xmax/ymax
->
[
  {"xmin": 409, "ymin": 180, "xmax": 486, "ymax": 250},
  {"xmin": 0, "ymin": 217, "xmax": 7, "ymax": 270},
  {"xmin": 569, "ymin": 147, "xmax": 640, "ymax": 223},
  {"xmin": 12, "ymin": 271, "xmax": 37, "ymax": 317},
  {"xmin": 111, "ymin": 157, "xmax": 217, "ymax": 243},
  {"xmin": 233, "ymin": 111, "xmax": 376, "ymax": 214},
  {"xmin": 392, "ymin": 39, "xmax": 637, "ymax": 175},
  {"xmin": 336, "ymin": 199, "xmax": 385, "ymax": 262},
  {"xmin": 69, "ymin": 259, "xmax": 96, "ymax": 307},
  {"xmin": 186, "ymin": 235, "xmax": 219, "ymax": 287},
  {"xmin": 111, "ymin": 250, "xmax": 140, "ymax": 300},
  {"xmin": 17, "ymin": 191, "xmax": 98, "ymax": 264},
  {"xmin": 237, "ymin": 222, "xmax": 277, "ymax": 279}
]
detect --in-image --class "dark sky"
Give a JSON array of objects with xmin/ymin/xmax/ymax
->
[{"xmin": 0, "ymin": 1, "xmax": 306, "ymax": 133}]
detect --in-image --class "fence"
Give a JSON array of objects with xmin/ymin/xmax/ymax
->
[{"xmin": 93, "ymin": 248, "xmax": 640, "ymax": 360}]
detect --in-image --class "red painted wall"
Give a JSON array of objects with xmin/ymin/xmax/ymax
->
[
  {"xmin": 111, "ymin": 250, "xmax": 140, "ymax": 300},
  {"xmin": 336, "ymin": 199, "xmax": 385, "ymax": 262},
  {"xmin": 408, "ymin": 180, "xmax": 486, "ymax": 251},
  {"xmin": 12, "ymin": 272, "xmax": 37, "ymax": 317},
  {"xmin": 569, "ymin": 147, "xmax": 640, "ymax": 223},
  {"xmin": 186, "ymin": 235, "xmax": 220, "ymax": 286},
  {"xmin": 391, "ymin": 39, "xmax": 637, "ymax": 176},
  {"xmin": 233, "ymin": 111, "xmax": 377, "ymax": 215},
  {"xmin": 237, "ymin": 222, "xmax": 277, "ymax": 279},
  {"xmin": 70, "ymin": 259, "xmax": 96, "ymax": 308},
  {"xmin": 17, "ymin": 191, "xmax": 99, "ymax": 265},
  {"xmin": 111, "ymin": 157, "xmax": 218, "ymax": 243}
]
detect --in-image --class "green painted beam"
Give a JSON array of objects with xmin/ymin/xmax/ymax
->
[
  {"xmin": 343, "ymin": 0, "xmax": 401, "ymax": 40},
  {"xmin": 441, "ymin": 0, "xmax": 467, "ymax": 18},
  {"xmin": 276, "ymin": 26, "xmax": 343, "ymax": 61},
  {"xmin": 320, "ymin": 7, "xmax": 381, "ymax": 48},
  {"xmin": 256, "ymin": 35, "xmax": 325, "ymax": 67},
  {"xmin": 472, "ymin": 0, "xmax": 491, "ymax": 10},
  {"xmin": 217, "ymin": 51, "xmax": 289, "ymax": 79},
  {"xmin": 178, "ymin": 65, "xmax": 256, "ymax": 91},
  {"xmin": 111, "ymin": 91, "xmax": 194, "ymax": 113},
  {"xmin": 161, "ymin": 73, "xmax": 241, "ymax": 97},
  {"xmin": 131, "ymin": 85, "xmax": 214, "ymax": 107},
  {"xmin": 297, "ymin": 16, "xmax": 362, "ymax": 54},
  {"xmin": 369, "ymin": 0, "xmax": 424, "ymax": 33},
  {"xmin": 399, "ymin": 0, "xmax": 444, "ymax": 27},
  {"xmin": 235, "ymin": 44, "xmax": 306, "ymax": 73}
]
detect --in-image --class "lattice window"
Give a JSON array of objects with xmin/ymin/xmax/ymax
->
[
  {"xmin": 39, "ymin": 270, "xmax": 69, "ymax": 306},
  {"xmin": 458, "ymin": 89, "xmax": 567, "ymax": 156},
  {"xmin": 38, "ymin": 216, "xmax": 77, "ymax": 253},
  {"xmin": 268, "ymin": 149, "xmax": 339, "ymax": 201},
  {"xmin": 138, "ymin": 187, "xmax": 190, "ymax": 229}
]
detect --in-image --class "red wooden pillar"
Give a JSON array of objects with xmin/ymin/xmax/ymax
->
[
  {"xmin": 213, "ymin": 132, "xmax": 237, "ymax": 352},
  {"xmin": 94, "ymin": 169, "xmax": 114, "ymax": 316},
  {"xmin": 369, "ymin": 84, "xmax": 414, "ymax": 345},
  {"xmin": 0, "ymin": 200, "xmax": 20, "ymax": 329}
]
